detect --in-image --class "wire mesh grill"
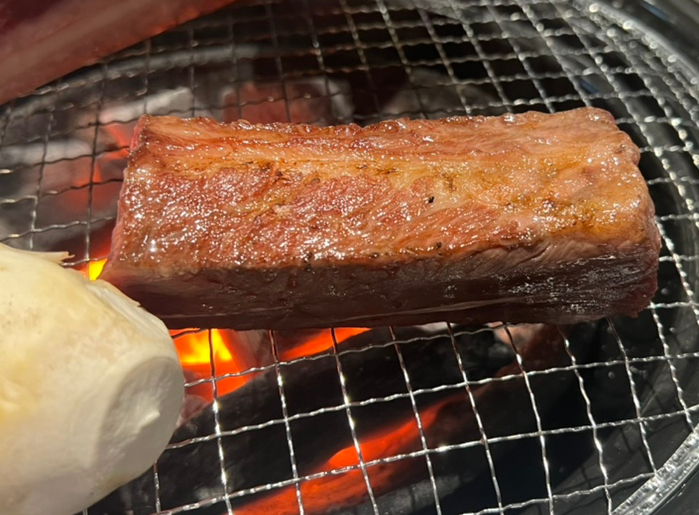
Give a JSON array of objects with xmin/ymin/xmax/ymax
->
[{"xmin": 2, "ymin": 0, "xmax": 699, "ymax": 514}]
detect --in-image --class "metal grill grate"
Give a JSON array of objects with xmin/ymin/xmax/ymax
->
[{"xmin": 2, "ymin": 0, "xmax": 699, "ymax": 514}]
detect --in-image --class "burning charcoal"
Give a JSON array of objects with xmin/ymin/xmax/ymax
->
[
  {"xmin": 177, "ymin": 392, "xmax": 210, "ymax": 427},
  {"xmin": 335, "ymin": 322, "xmax": 601, "ymax": 515},
  {"xmin": 233, "ymin": 329, "xmax": 274, "ymax": 368},
  {"xmin": 271, "ymin": 328, "xmax": 373, "ymax": 361},
  {"xmin": 221, "ymin": 77, "xmax": 353, "ymax": 125},
  {"xmin": 91, "ymin": 322, "xmax": 598, "ymax": 515},
  {"xmin": 172, "ymin": 328, "xmax": 273, "ymax": 407},
  {"xmin": 92, "ymin": 325, "xmax": 498, "ymax": 514}
]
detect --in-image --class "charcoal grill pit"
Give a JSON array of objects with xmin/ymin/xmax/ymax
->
[{"xmin": 2, "ymin": 0, "xmax": 699, "ymax": 514}]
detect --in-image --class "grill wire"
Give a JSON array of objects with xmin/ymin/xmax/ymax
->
[{"xmin": 2, "ymin": 0, "xmax": 699, "ymax": 514}]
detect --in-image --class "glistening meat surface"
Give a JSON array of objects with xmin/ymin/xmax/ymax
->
[{"xmin": 101, "ymin": 108, "xmax": 661, "ymax": 329}]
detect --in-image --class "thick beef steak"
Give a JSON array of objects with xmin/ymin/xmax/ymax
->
[{"xmin": 101, "ymin": 108, "xmax": 660, "ymax": 329}]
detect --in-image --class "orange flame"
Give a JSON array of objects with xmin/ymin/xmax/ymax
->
[
  {"xmin": 86, "ymin": 258, "xmax": 108, "ymax": 281},
  {"xmin": 176, "ymin": 328, "xmax": 370, "ymax": 401},
  {"xmin": 174, "ymin": 329, "xmax": 234, "ymax": 366},
  {"xmin": 280, "ymin": 328, "xmax": 370, "ymax": 361},
  {"xmin": 173, "ymin": 329, "xmax": 251, "ymax": 398}
]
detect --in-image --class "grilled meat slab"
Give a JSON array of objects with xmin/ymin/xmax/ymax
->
[{"xmin": 101, "ymin": 108, "xmax": 660, "ymax": 329}]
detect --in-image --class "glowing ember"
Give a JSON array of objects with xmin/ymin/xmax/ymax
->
[
  {"xmin": 235, "ymin": 397, "xmax": 454, "ymax": 515},
  {"xmin": 280, "ymin": 328, "xmax": 370, "ymax": 361},
  {"xmin": 328, "ymin": 414, "xmax": 424, "ymax": 469},
  {"xmin": 173, "ymin": 329, "xmax": 233, "ymax": 366},
  {"xmin": 172, "ymin": 329, "xmax": 250, "ymax": 398},
  {"xmin": 176, "ymin": 328, "xmax": 371, "ymax": 400}
]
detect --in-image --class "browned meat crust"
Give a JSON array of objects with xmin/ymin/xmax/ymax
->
[{"xmin": 101, "ymin": 108, "xmax": 661, "ymax": 329}]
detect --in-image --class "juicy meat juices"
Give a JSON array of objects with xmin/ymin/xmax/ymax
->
[{"xmin": 101, "ymin": 108, "xmax": 660, "ymax": 329}]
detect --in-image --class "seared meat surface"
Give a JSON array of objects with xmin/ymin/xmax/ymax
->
[{"xmin": 101, "ymin": 108, "xmax": 660, "ymax": 329}]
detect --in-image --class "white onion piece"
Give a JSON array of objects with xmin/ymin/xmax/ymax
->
[{"xmin": 0, "ymin": 243, "xmax": 184, "ymax": 515}]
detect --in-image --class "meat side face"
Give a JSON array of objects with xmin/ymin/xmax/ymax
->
[{"xmin": 101, "ymin": 108, "xmax": 661, "ymax": 329}]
